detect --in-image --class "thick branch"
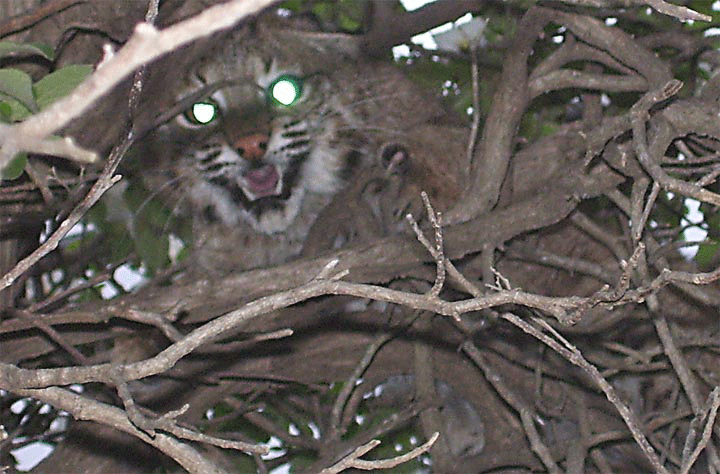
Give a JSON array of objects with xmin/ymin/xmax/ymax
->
[
  {"xmin": 361, "ymin": 0, "xmax": 477, "ymax": 57},
  {"xmin": 446, "ymin": 7, "xmax": 551, "ymax": 224}
]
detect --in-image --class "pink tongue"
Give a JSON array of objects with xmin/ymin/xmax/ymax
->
[{"xmin": 244, "ymin": 164, "xmax": 279, "ymax": 197}]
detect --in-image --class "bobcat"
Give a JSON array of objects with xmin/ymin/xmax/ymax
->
[{"xmin": 134, "ymin": 13, "xmax": 462, "ymax": 271}]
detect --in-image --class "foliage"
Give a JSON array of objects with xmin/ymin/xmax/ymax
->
[{"xmin": 0, "ymin": 42, "xmax": 91, "ymax": 179}]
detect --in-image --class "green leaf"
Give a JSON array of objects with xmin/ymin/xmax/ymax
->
[
  {"xmin": 0, "ymin": 41, "xmax": 54, "ymax": 60},
  {"xmin": 121, "ymin": 180, "xmax": 174, "ymax": 275},
  {"xmin": 695, "ymin": 241, "xmax": 719, "ymax": 268},
  {"xmin": 279, "ymin": 0, "xmax": 304, "ymax": 13},
  {"xmin": 1, "ymin": 152, "xmax": 27, "ymax": 180},
  {"xmin": 0, "ymin": 68, "xmax": 37, "ymax": 112},
  {"xmin": 33, "ymin": 64, "xmax": 93, "ymax": 110},
  {"xmin": 0, "ymin": 98, "xmax": 32, "ymax": 122},
  {"xmin": 337, "ymin": 0, "xmax": 363, "ymax": 32},
  {"xmin": 134, "ymin": 227, "xmax": 169, "ymax": 276},
  {"xmin": 30, "ymin": 42, "xmax": 55, "ymax": 60},
  {"xmin": 0, "ymin": 102, "xmax": 11, "ymax": 122}
]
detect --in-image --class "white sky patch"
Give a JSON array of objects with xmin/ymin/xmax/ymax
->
[
  {"xmin": 680, "ymin": 197, "xmax": 707, "ymax": 260},
  {"xmin": 168, "ymin": 234, "xmax": 185, "ymax": 263},
  {"xmin": 263, "ymin": 436, "xmax": 286, "ymax": 460},
  {"xmin": 97, "ymin": 281, "xmax": 118, "ymax": 300},
  {"xmin": 10, "ymin": 399, "xmax": 27, "ymax": 414},
  {"xmin": 270, "ymin": 464, "xmax": 291, "ymax": 474},
  {"xmin": 307, "ymin": 421, "xmax": 321, "ymax": 439},
  {"xmin": 12, "ymin": 442, "xmax": 54, "ymax": 471},
  {"xmin": 401, "ymin": 0, "xmax": 436, "ymax": 11},
  {"xmin": 395, "ymin": 0, "xmax": 477, "ymax": 57},
  {"xmin": 266, "ymin": 436, "xmax": 290, "ymax": 474},
  {"xmin": 392, "ymin": 0, "xmax": 439, "ymax": 57},
  {"xmin": 97, "ymin": 263, "xmax": 147, "ymax": 299},
  {"xmin": 114, "ymin": 264, "xmax": 146, "ymax": 292}
]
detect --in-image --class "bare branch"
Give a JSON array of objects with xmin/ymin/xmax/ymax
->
[
  {"xmin": 318, "ymin": 432, "xmax": 438, "ymax": 474},
  {"xmin": 462, "ymin": 341, "xmax": 561, "ymax": 473},
  {"xmin": 500, "ymin": 313, "xmax": 671, "ymax": 474},
  {"xmin": 681, "ymin": 387, "xmax": 720, "ymax": 474},
  {"xmin": 446, "ymin": 7, "xmax": 551, "ymax": 224},
  {"xmin": 15, "ymin": 386, "xmax": 244, "ymax": 474},
  {"xmin": 329, "ymin": 333, "xmax": 391, "ymax": 441},
  {"xmin": 362, "ymin": 0, "xmax": 476, "ymax": 56},
  {"xmin": 0, "ymin": 276, "xmax": 591, "ymax": 390},
  {"xmin": 553, "ymin": 0, "xmax": 710, "ymax": 22},
  {"xmin": 632, "ymin": 81, "xmax": 720, "ymax": 207},
  {"xmin": 644, "ymin": 0, "xmax": 711, "ymax": 22}
]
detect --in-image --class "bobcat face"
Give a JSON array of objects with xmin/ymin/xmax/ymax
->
[
  {"xmin": 140, "ymin": 19, "xmax": 445, "ymax": 245},
  {"xmin": 167, "ymin": 49, "xmax": 353, "ymax": 234}
]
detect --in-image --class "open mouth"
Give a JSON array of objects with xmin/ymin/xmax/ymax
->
[{"xmin": 241, "ymin": 164, "xmax": 281, "ymax": 200}]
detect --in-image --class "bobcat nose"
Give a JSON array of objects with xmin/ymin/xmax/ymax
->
[{"xmin": 234, "ymin": 133, "xmax": 268, "ymax": 161}]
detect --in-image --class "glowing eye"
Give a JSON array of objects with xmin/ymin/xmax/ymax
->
[
  {"xmin": 184, "ymin": 100, "xmax": 219, "ymax": 125},
  {"xmin": 268, "ymin": 75, "xmax": 303, "ymax": 106}
]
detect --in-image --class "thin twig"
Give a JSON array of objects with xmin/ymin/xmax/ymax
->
[
  {"xmin": 654, "ymin": 316, "xmax": 702, "ymax": 413},
  {"xmin": 329, "ymin": 333, "xmax": 391, "ymax": 440},
  {"xmin": 14, "ymin": 310, "xmax": 91, "ymax": 365},
  {"xmin": 0, "ymin": 168, "xmax": 122, "ymax": 295},
  {"xmin": 16, "ymin": 386, "xmax": 239, "ymax": 474},
  {"xmin": 630, "ymin": 176, "xmax": 650, "ymax": 242},
  {"xmin": 0, "ymin": 277, "xmax": 591, "ymax": 389},
  {"xmin": 318, "ymin": 432, "xmax": 438, "ymax": 474},
  {"xmin": 635, "ymin": 181, "xmax": 661, "ymax": 242},
  {"xmin": 418, "ymin": 192, "xmax": 446, "ymax": 297},
  {"xmin": 643, "ymin": 0, "xmax": 712, "ymax": 22},
  {"xmin": 503, "ymin": 313, "xmax": 670, "ymax": 474},
  {"xmin": 632, "ymin": 80, "xmax": 720, "ymax": 206},
  {"xmin": 680, "ymin": 386, "xmax": 720, "ymax": 474},
  {"xmin": 462, "ymin": 341, "xmax": 561, "ymax": 474},
  {"xmin": 114, "ymin": 362, "xmax": 268, "ymax": 454},
  {"xmin": 466, "ymin": 43, "xmax": 481, "ymax": 170}
]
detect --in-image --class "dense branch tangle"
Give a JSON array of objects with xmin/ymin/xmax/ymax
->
[{"xmin": 2, "ymin": 1, "xmax": 720, "ymax": 473}]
